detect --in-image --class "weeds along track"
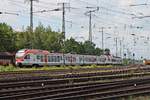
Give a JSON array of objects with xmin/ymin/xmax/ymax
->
[
  {"xmin": 0, "ymin": 64, "xmax": 147, "ymax": 77},
  {"xmin": 0, "ymin": 65, "xmax": 150, "ymax": 83}
]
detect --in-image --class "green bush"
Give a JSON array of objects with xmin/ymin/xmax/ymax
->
[{"xmin": 0, "ymin": 65, "xmax": 17, "ymax": 72}]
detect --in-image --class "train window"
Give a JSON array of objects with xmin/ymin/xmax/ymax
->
[
  {"xmin": 37, "ymin": 55, "xmax": 40, "ymax": 59},
  {"xmin": 59, "ymin": 56, "xmax": 62, "ymax": 61},
  {"xmin": 0, "ymin": 56, "xmax": 4, "ymax": 59},
  {"xmin": 53, "ymin": 56, "xmax": 56, "ymax": 62},
  {"xmin": 79, "ymin": 57, "xmax": 83, "ymax": 62},
  {"xmin": 65, "ymin": 56, "xmax": 67, "ymax": 61},
  {"xmin": 50, "ymin": 56, "xmax": 55, "ymax": 62},
  {"xmin": 112, "ymin": 59, "xmax": 116, "ymax": 62},
  {"xmin": 16, "ymin": 52, "xmax": 25, "ymax": 58},
  {"xmin": 57, "ymin": 56, "xmax": 60, "ymax": 62},
  {"xmin": 48, "ymin": 56, "xmax": 58, "ymax": 62},
  {"xmin": 48, "ymin": 56, "xmax": 51, "ymax": 62},
  {"xmin": 55, "ymin": 56, "xmax": 57, "ymax": 62},
  {"xmin": 24, "ymin": 54, "xmax": 30, "ymax": 59},
  {"xmin": 54, "ymin": 56, "xmax": 56, "ymax": 62},
  {"xmin": 51, "ymin": 56, "xmax": 53, "ymax": 62},
  {"xmin": 100, "ymin": 58, "xmax": 106, "ymax": 62},
  {"xmin": 41, "ymin": 55, "xmax": 44, "ymax": 62},
  {"xmin": 72, "ymin": 57, "xmax": 76, "ymax": 62}
]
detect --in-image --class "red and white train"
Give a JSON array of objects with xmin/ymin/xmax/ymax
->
[{"xmin": 15, "ymin": 49, "xmax": 122, "ymax": 67}]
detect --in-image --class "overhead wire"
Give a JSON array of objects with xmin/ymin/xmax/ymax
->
[{"xmin": 3, "ymin": 0, "xmax": 147, "ymax": 34}]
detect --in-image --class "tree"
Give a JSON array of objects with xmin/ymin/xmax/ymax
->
[
  {"xmin": 33, "ymin": 23, "xmax": 63, "ymax": 52},
  {"xmin": 62, "ymin": 38, "xmax": 80, "ymax": 54},
  {"xmin": 82, "ymin": 41, "xmax": 95, "ymax": 55},
  {"xmin": 0, "ymin": 22, "xmax": 111, "ymax": 56},
  {"xmin": 104, "ymin": 48, "xmax": 110, "ymax": 55},
  {"xmin": 94, "ymin": 48, "xmax": 103, "ymax": 55},
  {"xmin": 0, "ymin": 23, "xmax": 16, "ymax": 52}
]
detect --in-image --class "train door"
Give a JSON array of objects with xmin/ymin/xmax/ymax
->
[
  {"xmin": 24, "ymin": 53, "xmax": 32, "ymax": 65},
  {"xmin": 44, "ymin": 55, "xmax": 48, "ymax": 65}
]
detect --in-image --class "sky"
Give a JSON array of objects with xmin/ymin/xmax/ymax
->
[{"xmin": 0, "ymin": 0, "xmax": 150, "ymax": 59}]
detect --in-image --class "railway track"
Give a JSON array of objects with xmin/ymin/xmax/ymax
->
[
  {"xmin": 1, "ymin": 77, "xmax": 150, "ymax": 100},
  {"xmin": 0, "ymin": 65, "xmax": 150, "ymax": 100},
  {"xmin": 0, "ymin": 65, "xmax": 149, "ymax": 83},
  {"xmin": 1, "ymin": 71, "xmax": 150, "ymax": 90}
]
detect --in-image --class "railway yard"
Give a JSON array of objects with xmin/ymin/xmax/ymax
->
[
  {"xmin": 0, "ymin": 65, "xmax": 150, "ymax": 100},
  {"xmin": 1, "ymin": 0, "xmax": 150, "ymax": 99}
]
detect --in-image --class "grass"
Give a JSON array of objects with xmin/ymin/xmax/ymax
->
[
  {"xmin": 0, "ymin": 65, "xmax": 18, "ymax": 72},
  {"xmin": 0, "ymin": 65, "xmax": 115, "ymax": 72},
  {"xmin": 120, "ymin": 96, "xmax": 150, "ymax": 100}
]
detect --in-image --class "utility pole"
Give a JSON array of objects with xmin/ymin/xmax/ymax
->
[
  {"xmin": 58, "ymin": 2, "xmax": 70, "ymax": 66},
  {"xmin": 99, "ymin": 27, "xmax": 104, "ymax": 50},
  {"xmin": 27, "ymin": 0, "xmax": 38, "ymax": 48},
  {"xmin": 30, "ymin": 0, "xmax": 33, "ymax": 49},
  {"xmin": 62, "ymin": 3, "xmax": 65, "ymax": 40},
  {"xmin": 29, "ymin": 0, "xmax": 36, "ymax": 33},
  {"xmin": 99, "ymin": 27, "xmax": 105, "ymax": 54},
  {"xmin": 115, "ymin": 37, "xmax": 118, "ymax": 57},
  {"xmin": 119, "ymin": 39, "xmax": 122, "ymax": 57},
  {"xmin": 89, "ymin": 11, "xmax": 92, "ymax": 42},
  {"xmin": 85, "ymin": 7, "xmax": 99, "ymax": 42},
  {"xmin": 58, "ymin": 2, "xmax": 69, "ymax": 40},
  {"xmin": 28, "ymin": 0, "xmax": 38, "ymax": 33}
]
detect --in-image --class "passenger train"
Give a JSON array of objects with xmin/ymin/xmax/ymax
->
[
  {"xmin": 0, "ymin": 52, "xmax": 15, "ymax": 66},
  {"xmin": 15, "ymin": 49, "xmax": 122, "ymax": 67}
]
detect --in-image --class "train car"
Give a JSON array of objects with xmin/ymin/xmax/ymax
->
[
  {"xmin": 111, "ymin": 56, "xmax": 122, "ymax": 65},
  {"xmin": 47, "ymin": 53, "xmax": 64, "ymax": 66},
  {"xmin": 143, "ymin": 59, "xmax": 150, "ymax": 65},
  {"xmin": 15, "ymin": 49, "xmax": 123, "ymax": 67},
  {"xmin": 0, "ymin": 52, "xmax": 15, "ymax": 66},
  {"xmin": 15, "ymin": 49, "xmax": 50, "ymax": 67},
  {"xmin": 83, "ymin": 55, "xmax": 97, "ymax": 65}
]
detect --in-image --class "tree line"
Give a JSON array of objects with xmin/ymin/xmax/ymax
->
[{"xmin": 0, "ymin": 23, "xmax": 110, "ymax": 55}]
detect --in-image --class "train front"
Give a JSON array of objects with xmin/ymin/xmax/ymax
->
[{"xmin": 15, "ymin": 49, "xmax": 26, "ymax": 66}]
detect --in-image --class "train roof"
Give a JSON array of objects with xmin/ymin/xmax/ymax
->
[
  {"xmin": 17, "ymin": 49, "xmax": 50, "ymax": 54},
  {"xmin": 0, "ymin": 52, "xmax": 13, "ymax": 56}
]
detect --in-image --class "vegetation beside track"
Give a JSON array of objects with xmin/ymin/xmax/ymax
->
[
  {"xmin": 0, "ymin": 65, "xmax": 115, "ymax": 72},
  {"xmin": 121, "ymin": 95, "xmax": 150, "ymax": 100}
]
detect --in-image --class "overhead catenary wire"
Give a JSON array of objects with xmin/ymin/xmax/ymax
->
[
  {"xmin": 3, "ymin": 0, "xmax": 148, "ymax": 36},
  {"xmin": 6, "ymin": 0, "xmax": 136, "ymax": 28}
]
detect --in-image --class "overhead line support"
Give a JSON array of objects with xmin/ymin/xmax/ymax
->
[
  {"xmin": 85, "ymin": 7, "xmax": 99, "ymax": 42},
  {"xmin": 58, "ymin": 2, "xmax": 70, "ymax": 40}
]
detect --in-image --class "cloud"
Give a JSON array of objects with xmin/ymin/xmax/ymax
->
[{"xmin": 119, "ymin": 0, "xmax": 135, "ymax": 6}]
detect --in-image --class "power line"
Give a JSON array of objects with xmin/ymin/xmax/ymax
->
[
  {"xmin": 132, "ymin": 15, "xmax": 150, "ymax": 19},
  {"xmin": 130, "ymin": 3, "xmax": 150, "ymax": 7},
  {"xmin": 76, "ymin": 0, "xmax": 136, "ymax": 16}
]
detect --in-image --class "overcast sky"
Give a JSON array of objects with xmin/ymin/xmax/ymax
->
[{"xmin": 0, "ymin": 0, "xmax": 150, "ymax": 59}]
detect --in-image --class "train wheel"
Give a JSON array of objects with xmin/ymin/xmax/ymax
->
[
  {"xmin": 18, "ymin": 63, "xmax": 22, "ymax": 67},
  {"xmin": 32, "ymin": 64, "xmax": 40, "ymax": 67}
]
